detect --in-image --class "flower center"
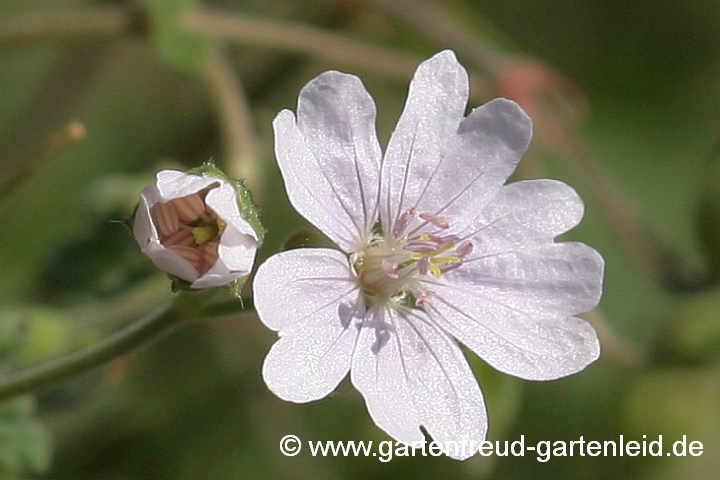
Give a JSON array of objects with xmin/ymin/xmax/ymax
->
[
  {"xmin": 353, "ymin": 209, "xmax": 473, "ymax": 308},
  {"xmin": 151, "ymin": 185, "xmax": 226, "ymax": 276}
]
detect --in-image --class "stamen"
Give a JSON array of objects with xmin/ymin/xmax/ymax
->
[
  {"xmin": 429, "ymin": 263, "xmax": 442, "ymax": 277},
  {"xmin": 409, "ymin": 240, "xmax": 456, "ymax": 260},
  {"xmin": 426, "ymin": 233, "xmax": 461, "ymax": 245},
  {"xmin": 415, "ymin": 290, "xmax": 434, "ymax": 307},
  {"xmin": 392, "ymin": 208, "xmax": 415, "ymax": 238},
  {"xmin": 171, "ymin": 194, "xmax": 206, "ymax": 222},
  {"xmin": 419, "ymin": 212, "xmax": 449, "ymax": 229},
  {"xmin": 455, "ymin": 241, "xmax": 474, "ymax": 258},
  {"xmin": 154, "ymin": 201, "xmax": 180, "ymax": 237},
  {"xmin": 440, "ymin": 262, "xmax": 463, "ymax": 274},
  {"xmin": 168, "ymin": 245, "xmax": 202, "ymax": 267},
  {"xmin": 163, "ymin": 228, "xmax": 195, "ymax": 247},
  {"xmin": 417, "ymin": 256, "xmax": 429, "ymax": 275},
  {"xmin": 381, "ymin": 260, "xmax": 399, "ymax": 278},
  {"xmin": 404, "ymin": 240, "xmax": 437, "ymax": 253},
  {"xmin": 202, "ymin": 241, "xmax": 219, "ymax": 270}
]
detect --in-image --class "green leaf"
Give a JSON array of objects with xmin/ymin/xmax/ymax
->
[
  {"xmin": 0, "ymin": 397, "xmax": 52, "ymax": 477},
  {"xmin": 144, "ymin": 0, "xmax": 211, "ymax": 74},
  {"xmin": 665, "ymin": 287, "xmax": 720, "ymax": 362}
]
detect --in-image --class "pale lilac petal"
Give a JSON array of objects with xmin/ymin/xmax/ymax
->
[
  {"xmin": 381, "ymin": 50, "xmax": 532, "ymax": 234},
  {"xmin": 351, "ymin": 307, "xmax": 487, "ymax": 459},
  {"xmin": 458, "ymin": 179, "xmax": 585, "ymax": 253},
  {"xmin": 191, "ymin": 183, "xmax": 258, "ymax": 288},
  {"xmin": 273, "ymin": 71, "xmax": 382, "ymax": 252},
  {"xmin": 450, "ymin": 242, "xmax": 604, "ymax": 316},
  {"xmin": 133, "ymin": 195, "xmax": 200, "ymax": 282},
  {"xmin": 426, "ymin": 244, "xmax": 603, "ymax": 380},
  {"xmin": 154, "ymin": 170, "xmax": 220, "ymax": 201},
  {"xmin": 255, "ymin": 249, "xmax": 362, "ymax": 402}
]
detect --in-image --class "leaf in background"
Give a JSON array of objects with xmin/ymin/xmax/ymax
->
[
  {"xmin": 145, "ymin": 0, "xmax": 211, "ymax": 74},
  {"xmin": 665, "ymin": 286, "xmax": 720, "ymax": 363},
  {"xmin": 0, "ymin": 396, "xmax": 52, "ymax": 478}
]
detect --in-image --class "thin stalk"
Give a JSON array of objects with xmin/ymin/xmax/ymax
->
[
  {"xmin": 0, "ymin": 294, "xmax": 253, "ymax": 401},
  {"xmin": 0, "ymin": 121, "xmax": 86, "ymax": 201},
  {"xmin": 204, "ymin": 49, "xmax": 263, "ymax": 198}
]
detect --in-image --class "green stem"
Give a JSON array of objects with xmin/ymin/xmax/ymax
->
[
  {"xmin": 0, "ymin": 304, "xmax": 176, "ymax": 401},
  {"xmin": 0, "ymin": 122, "xmax": 86, "ymax": 202},
  {"xmin": 0, "ymin": 295, "xmax": 252, "ymax": 401}
]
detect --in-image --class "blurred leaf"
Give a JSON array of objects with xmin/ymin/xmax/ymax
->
[
  {"xmin": 145, "ymin": 0, "xmax": 211, "ymax": 74},
  {"xmin": 625, "ymin": 367, "xmax": 720, "ymax": 479},
  {"xmin": 697, "ymin": 142, "xmax": 720, "ymax": 283},
  {"xmin": 2, "ymin": 308, "xmax": 73, "ymax": 367},
  {"xmin": 0, "ymin": 396, "xmax": 52, "ymax": 477},
  {"xmin": 282, "ymin": 228, "xmax": 337, "ymax": 251},
  {"xmin": 666, "ymin": 287, "xmax": 720, "ymax": 362}
]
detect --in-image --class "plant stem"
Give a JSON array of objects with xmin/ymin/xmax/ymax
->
[
  {"xmin": 0, "ymin": 303, "xmax": 177, "ymax": 401},
  {"xmin": 0, "ymin": 121, "xmax": 86, "ymax": 201},
  {"xmin": 0, "ymin": 293, "xmax": 254, "ymax": 401},
  {"xmin": 183, "ymin": 7, "xmax": 422, "ymax": 81},
  {"xmin": 0, "ymin": 6, "xmax": 141, "ymax": 45},
  {"xmin": 204, "ymin": 49, "xmax": 263, "ymax": 199}
]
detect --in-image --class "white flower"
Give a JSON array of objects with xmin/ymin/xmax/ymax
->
[
  {"xmin": 254, "ymin": 50, "xmax": 603, "ymax": 460},
  {"xmin": 134, "ymin": 170, "xmax": 258, "ymax": 288}
]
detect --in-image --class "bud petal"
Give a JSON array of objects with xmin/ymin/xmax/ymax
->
[{"xmin": 133, "ymin": 169, "xmax": 259, "ymax": 288}]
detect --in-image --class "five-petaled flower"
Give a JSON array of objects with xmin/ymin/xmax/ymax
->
[
  {"xmin": 134, "ymin": 170, "xmax": 258, "ymax": 288},
  {"xmin": 254, "ymin": 50, "xmax": 604, "ymax": 460}
]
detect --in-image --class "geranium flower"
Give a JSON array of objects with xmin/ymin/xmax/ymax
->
[
  {"xmin": 254, "ymin": 50, "xmax": 603, "ymax": 459},
  {"xmin": 134, "ymin": 170, "xmax": 258, "ymax": 288}
]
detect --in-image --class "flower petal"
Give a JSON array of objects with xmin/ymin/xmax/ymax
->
[
  {"xmin": 133, "ymin": 195, "xmax": 200, "ymax": 282},
  {"xmin": 381, "ymin": 50, "xmax": 532, "ymax": 234},
  {"xmin": 351, "ymin": 307, "xmax": 487, "ymax": 460},
  {"xmin": 458, "ymin": 179, "xmax": 586, "ymax": 254},
  {"xmin": 191, "ymin": 182, "xmax": 259, "ymax": 288},
  {"xmin": 154, "ymin": 170, "xmax": 221, "ymax": 202},
  {"xmin": 273, "ymin": 71, "xmax": 382, "ymax": 252},
  {"xmin": 426, "ymin": 244, "xmax": 602, "ymax": 380},
  {"xmin": 254, "ymin": 248, "xmax": 362, "ymax": 402}
]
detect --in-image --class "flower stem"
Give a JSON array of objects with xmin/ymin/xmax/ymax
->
[
  {"xmin": 0, "ymin": 294, "xmax": 253, "ymax": 401},
  {"xmin": 204, "ymin": 49, "xmax": 263, "ymax": 199},
  {"xmin": 0, "ymin": 121, "xmax": 86, "ymax": 201},
  {"xmin": 183, "ymin": 7, "xmax": 422, "ymax": 81},
  {"xmin": 0, "ymin": 304, "xmax": 176, "ymax": 401},
  {"xmin": 0, "ymin": 5, "xmax": 140, "ymax": 45}
]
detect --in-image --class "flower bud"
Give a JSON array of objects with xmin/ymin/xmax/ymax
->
[{"xmin": 133, "ymin": 169, "xmax": 258, "ymax": 289}]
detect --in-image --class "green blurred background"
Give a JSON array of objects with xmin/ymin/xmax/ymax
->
[{"xmin": 1, "ymin": 0, "xmax": 720, "ymax": 478}]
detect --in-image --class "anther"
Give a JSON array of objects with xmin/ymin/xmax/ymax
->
[
  {"xmin": 419, "ymin": 212, "xmax": 449, "ymax": 229},
  {"xmin": 418, "ymin": 257, "xmax": 429, "ymax": 275},
  {"xmin": 171, "ymin": 194, "xmax": 206, "ymax": 222},
  {"xmin": 154, "ymin": 201, "xmax": 180, "ymax": 237},
  {"xmin": 415, "ymin": 290, "xmax": 434, "ymax": 307},
  {"xmin": 455, "ymin": 242, "xmax": 474, "ymax": 258},
  {"xmin": 393, "ymin": 208, "xmax": 415, "ymax": 238}
]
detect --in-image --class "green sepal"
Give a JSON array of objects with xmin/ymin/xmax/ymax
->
[
  {"xmin": 228, "ymin": 276, "xmax": 249, "ymax": 301},
  {"xmin": 189, "ymin": 161, "xmax": 265, "ymax": 244}
]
